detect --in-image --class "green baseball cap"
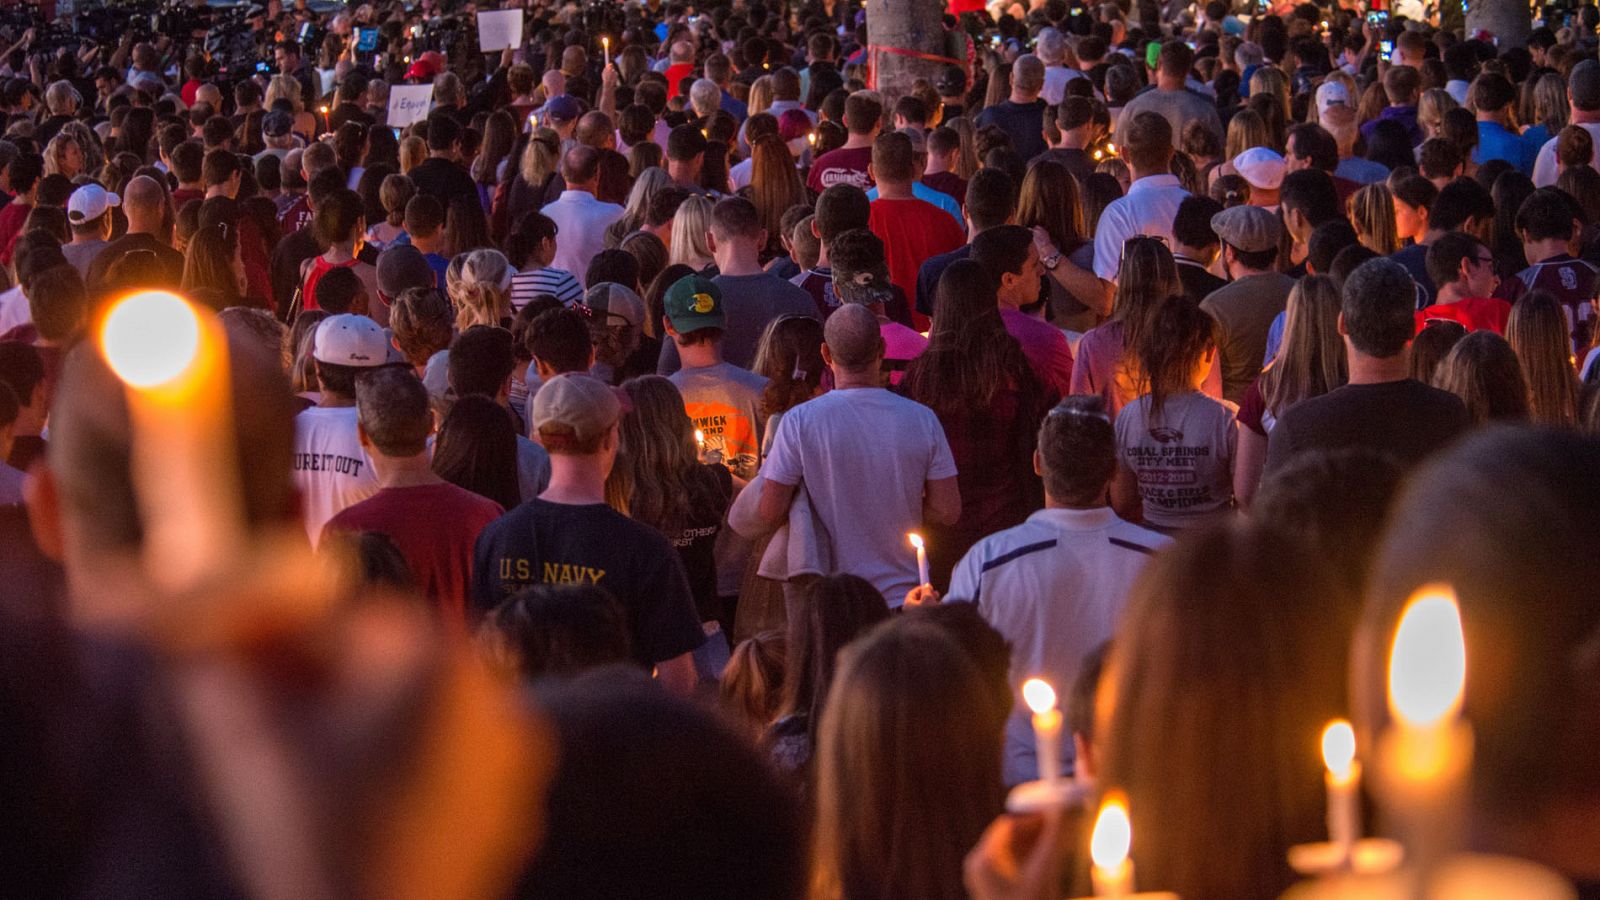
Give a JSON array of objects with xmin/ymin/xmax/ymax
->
[{"xmin": 664, "ymin": 275, "xmax": 725, "ymax": 333}]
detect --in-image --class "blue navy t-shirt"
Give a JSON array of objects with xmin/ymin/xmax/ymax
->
[{"xmin": 472, "ymin": 499, "xmax": 706, "ymax": 667}]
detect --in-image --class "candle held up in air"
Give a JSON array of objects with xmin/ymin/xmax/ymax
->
[
  {"xmin": 101, "ymin": 292, "xmax": 245, "ymax": 593},
  {"xmin": 907, "ymin": 532, "xmax": 929, "ymax": 586},
  {"xmin": 1091, "ymin": 796, "xmax": 1135, "ymax": 897},
  {"xmin": 1321, "ymin": 719, "xmax": 1361, "ymax": 865},
  {"xmin": 1022, "ymin": 678, "xmax": 1062, "ymax": 783}
]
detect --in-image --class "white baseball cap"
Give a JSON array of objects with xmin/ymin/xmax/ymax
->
[
  {"xmin": 313, "ymin": 314, "xmax": 389, "ymax": 367},
  {"xmin": 1315, "ymin": 81, "xmax": 1351, "ymax": 116},
  {"xmin": 1233, "ymin": 147, "xmax": 1287, "ymax": 191},
  {"xmin": 66, "ymin": 183, "xmax": 119, "ymax": 224}
]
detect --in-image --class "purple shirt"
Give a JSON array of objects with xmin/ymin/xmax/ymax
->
[
  {"xmin": 881, "ymin": 320, "xmax": 929, "ymax": 386},
  {"xmin": 1360, "ymin": 105, "xmax": 1424, "ymax": 147},
  {"xmin": 1001, "ymin": 309, "xmax": 1074, "ymax": 400}
]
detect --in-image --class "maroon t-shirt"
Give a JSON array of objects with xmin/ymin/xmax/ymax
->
[
  {"xmin": 322, "ymin": 482, "xmax": 503, "ymax": 627},
  {"xmin": 806, "ymin": 146, "xmax": 874, "ymax": 192}
]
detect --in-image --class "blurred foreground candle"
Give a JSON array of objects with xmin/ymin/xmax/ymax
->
[
  {"xmin": 1022, "ymin": 678, "xmax": 1061, "ymax": 783},
  {"xmin": 1091, "ymin": 797, "xmax": 1135, "ymax": 898},
  {"xmin": 100, "ymin": 292, "xmax": 244, "ymax": 592},
  {"xmin": 907, "ymin": 532, "xmax": 929, "ymax": 586},
  {"xmin": 694, "ymin": 428, "xmax": 705, "ymax": 451},
  {"xmin": 1378, "ymin": 586, "xmax": 1473, "ymax": 875},
  {"xmin": 602, "ymin": 35, "xmax": 610, "ymax": 67},
  {"xmin": 1322, "ymin": 719, "xmax": 1360, "ymax": 864}
]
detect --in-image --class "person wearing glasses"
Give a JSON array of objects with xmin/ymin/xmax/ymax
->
[{"xmin": 1417, "ymin": 232, "xmax": 1509, "ymax": 334}]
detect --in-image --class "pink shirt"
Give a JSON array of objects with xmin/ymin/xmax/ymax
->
[
  {"xmin": 882, "ymin": 320, "xmax": 929, "ymax": 386},
  {"xmin": 1001, "ymin": 309, "xmax": 1074, "ymax": 400}
]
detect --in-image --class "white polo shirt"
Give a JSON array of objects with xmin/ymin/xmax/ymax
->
[
  {"xmin": 946, "ymin": 506, "xmax": 1169, "ymax": 786},
  {"xmin": 540, "ymin": 190, "xmax": 625, "ymax": 289},
  {"xmin": 1091, "ymin": 174, "xmax": 1192, "ymax": 283}
]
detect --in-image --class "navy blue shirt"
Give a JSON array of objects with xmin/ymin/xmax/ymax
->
[
  {"xmin": 916, "ymin": 244, "xmax": 973, "ymax": 316},
  {"xmin": 472, "ymin": 499, "xmax": 706, "ymax": 667}
]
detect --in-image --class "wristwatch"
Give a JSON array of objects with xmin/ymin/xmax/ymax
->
[{"xmin": 1042, "ymin": 251, "xmax": 1062, "ymax": 271}]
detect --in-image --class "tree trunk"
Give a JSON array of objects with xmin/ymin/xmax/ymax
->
[
  {"xmin": 866, "ymin": 0, "xmax": 952, "ymax": 108},
  {"xmin": 1465, "ymin": 0, "xmax": 1529, "ymax": 52}
]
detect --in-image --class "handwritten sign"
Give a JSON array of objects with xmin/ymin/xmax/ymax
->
[
  {"xmin": 387, "ymin": 83, "xmax": 434, "ymax": 128},
  {"xmin": 476, "ymin": 8, "xmax": 524, "ymax": 52}
]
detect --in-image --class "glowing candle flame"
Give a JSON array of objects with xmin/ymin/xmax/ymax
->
[
  {"xmin": 1388, "ymin": 587, "xmax": 1466, "ymax": 728},
  {"xmin": 694, "ymin": 428, "xmax": 705, "ymax": 445},
  {"xmin": 1090, "ymin": 797, "xmax": 1132, "ymax": 870},
  {"xmin": 102, "ymin": 292, "xmax": 201, "ymax": 388},
  {"xmin": 907, "ymin": 532, "xmax": 924, "ymax": 550},
  {"xmin": 1322, "ymin": 719, "xmax": 1357, "ymax": 781},
  {"xmin": 1022, "ymin": 677, "xmax": 1056, "ymax": 715}
]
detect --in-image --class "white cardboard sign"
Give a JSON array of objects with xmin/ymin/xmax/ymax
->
[
  {"xmin": 476, "ymin": 9, "xmax": 525, "ymax": 52},
  {"xmin": 387, "ymin": 83, "xmax": 434, "ymax": 128}
]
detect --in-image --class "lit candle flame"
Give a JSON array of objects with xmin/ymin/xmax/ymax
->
[
  {"xmin": 693, "ymin": 428, "xmax": 705, "ymax": 445},
  {"xmin": 907, "ymin": 532, "xmax": 924, "ymax": 550},
  {"xmin": 1090, "ymin": 796, "xmax": 1132, "ymax": 870},
  {"xmin": 102, "ymin": 292, "xmax": 202, "ymax": 388},
  {"xmin": 1022, "ymin": 677, "xmax": 1056, "ymax": 715},
  {"xmin": 319, "ymin": 104, "xmax": 328, "ymax": 114},
  {"xmin": 1388, "ymin": 587, "xmax": 1466, "ymax": 728},
  {"xmin": 1322, "ymin": 719, "xmax": 1356, "ymax": 781}
]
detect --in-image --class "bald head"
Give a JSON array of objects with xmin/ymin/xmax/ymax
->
[
  {"xmin": 122, "ymin": 175, "xmax": 166, "ymax": 233},
  {"xmin": 822, "ymin": 304, "xmax": 883, "ymax": 373},
  {"xmin": 670, "ymin": 40, "xmax": 695, "ymax": 64}
]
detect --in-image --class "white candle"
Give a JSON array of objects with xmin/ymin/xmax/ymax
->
[
  {"xmin": 602, "ymin": 36, "xmax": 610, "ymax": 68},
  {"xmin": 1321, "ymin": 719, "xmax": 1360, "ymax": 865},
  {"xmin": 99, "ymin": 292, "xmax": 245, "ymax": 593},
  {"xmin": 1022, "ymin": 678, "xmax": 1062, "ymax": 783},
  {"xmin": 1091, "ymin": 797, "xmax": 1135, "ymax": 898},
  {"xmin": 694, "ymin": 428, "xmax": 705, "ymax": 451},
  {"xmin": 907, "ymin": 532, "xmax": 929, "ymax": 586},
  {"xmin": 1378, "ymin": 585, "xmax": 1473, "ymax": 875}
]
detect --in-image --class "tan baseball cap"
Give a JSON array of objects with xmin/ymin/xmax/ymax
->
[{"xmin": 531, "ymin": 373, "xmax": 622, "ymax": 443}]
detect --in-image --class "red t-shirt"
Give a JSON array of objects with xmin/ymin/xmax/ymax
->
[
  {"xmin": 665, "ymin": 63, "xmax": 695, "ymax": 97},
  {"xmin": 170, "ymin": 188, "xmax": 205, "ymax": 211},
  {"xmin": 1415, "ymin": 297, "xmax": 1511, "ymax": 335},
  {"xmin": 868, "ymin": 197, "xmax": 966, "ymax": 309},
  {"xmin": 806, "ymin": 146, "xmax": 875, "ymax": 192},
  {"xmin": 301, "ymin": 256, "xmax": 358, "ymax": 312},
  {"xmin": 0, "ymin": 201, "xmax": 30, "ymax": 266},
  {"xmin": 322, "ymin": 482, "xmax": 504, "ymax": 627}
]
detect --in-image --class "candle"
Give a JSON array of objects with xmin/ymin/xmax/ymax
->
[
  {"xmin": 602, "ymin": 35, "xmax": 610, "ymax": 68},
  {"xmin": 1377, "ymin": 585, "xmax": 1473, "ymax": 877},
  {"xmin": 1321, "ymin": 719, "xmax": 1360, "ymax": 865},
  {"xmin": 99, "ymin": 292, "xmax": 245, "ymax": 593},
  {"xmin": 807, "ymin": 131, "xmax": 816, "ymax": 146},
  {"xmin": 694, "ymin": 428, "xmax": 705, "ymax": 453},
  {"xmin": 907, "ymin": 532, "xmax": 929, "ymax": 586},
  {"xmin": 529, "ymin": 113, "xmax": 538, "ymax": 130},
  {"xmin": 1090, "ymin": 796, "xmax": 1135, "ymax": 898},
  {"xmin": 319, "ymin": 104, "xmax": 328, "ymax": 115},
  {"xmin": 1022, "ymin": 678, "xmax": 1062, "ymax": 783}
]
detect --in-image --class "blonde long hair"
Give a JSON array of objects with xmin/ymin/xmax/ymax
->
[
  {"xmin": 669, "ymin": 194, "xmax": 715, "ymax": 269},
  {"xmin": 748, "ymin": 135, "xmax": 804, "ymax": 248},
  {"xmin": 1349, "ymin": 184, "xmax": 1400, "ymax": 255},
  {"xmin": 1506, "ymin": 291, "xmax": 1580, "ymax": 426},
  {"xmin": 519, "ymin": 127, "xmax": 562, "ymax": 187},
  {"xmin": 1261, "ymin": 276, "xmax": 1347, "ymax": 418},
  {"xmin": 266, "ymin": 74, "xmax": 304, "ymax": 113},
  {"xmin": 1224, "ymin": 109, "xmax": 1270, "ymax": 163}
]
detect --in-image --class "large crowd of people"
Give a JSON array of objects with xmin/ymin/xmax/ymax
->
[{"xmin": 2, "ymin": 0, "xmax": 1600, "ymax": 896}]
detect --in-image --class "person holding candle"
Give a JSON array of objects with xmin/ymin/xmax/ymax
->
[
  {"xmin": 1098, "ymin": 522, "xmax": 1350, "ymax": 900},
  {"xmin": 755, "ymin": 304, "xmax": 959, "ymax": 607},
  {"xmin": 928, "ymin": 395, "xmax": 1167, "ymax": 785},
  {"xmin": 1357, "ymin": 428, "xmax": 1600, "ymax": 896}
]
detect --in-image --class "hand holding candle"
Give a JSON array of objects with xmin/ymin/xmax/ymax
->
[
  {"xmin": 907, "ymin": 532, "xmax": 929, "ymax": 586},
  {"xmin": 1022, "ymin": 678, "xmax": 1062, "ymax": 783}
]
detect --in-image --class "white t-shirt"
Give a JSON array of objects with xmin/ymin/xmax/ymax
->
[
  {"xmin": 946, "ymin": 506, "xmax": 1170, "ymax": 785},
  {"xmin": 1041, "ymin": 65, "xmax": 1086, "ymax": 106},
  {"xmin": 1533, "ymin": 121, "xmax": 1600, "ymax": 187},
  {"xmin": 0, "ymin": 285, "xmax": 29, "ymax": 335},
  {"xmin": 1115, "ymin": 390, "xmax": 1239, "ymax": 529},
  {"xmin": 293, "ymin": 405, "xmax": 379, "ymax": 544},
  {"xmin": 761, "ymin": 387, "xmax": 958, "ymax": 603}
]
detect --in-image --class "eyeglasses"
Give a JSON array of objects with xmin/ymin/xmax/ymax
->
[{"xmin": 1473, "ymin": 255, "xmax": 1495, "ymax": 266}]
